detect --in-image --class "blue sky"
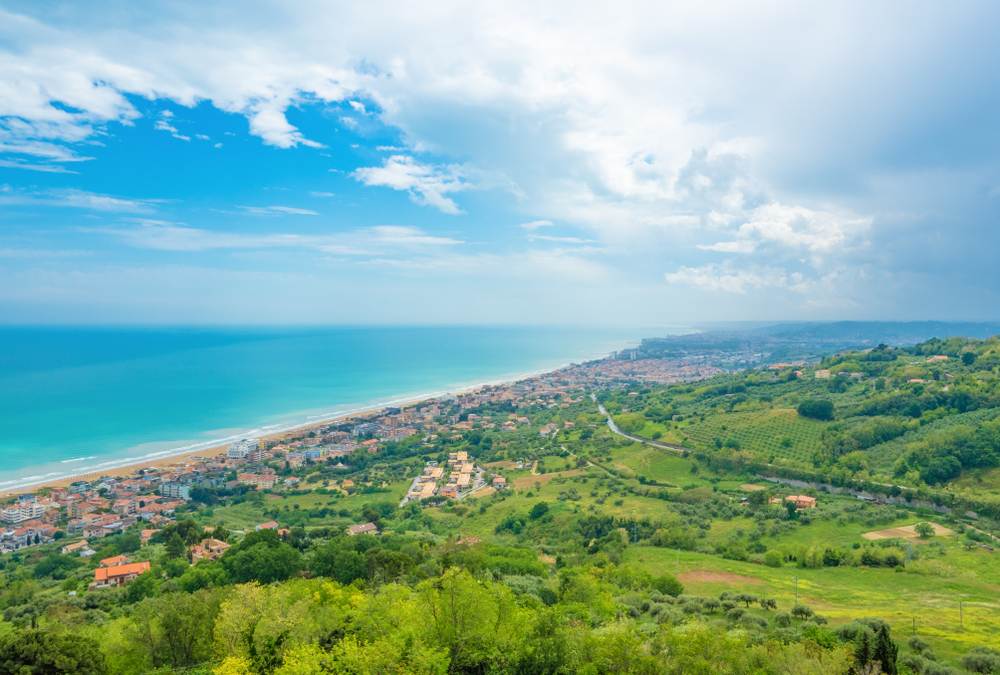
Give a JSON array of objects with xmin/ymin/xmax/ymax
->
[{"xmin": 3, "ymin": 1, "xmax": 1000, "ymax": 324}]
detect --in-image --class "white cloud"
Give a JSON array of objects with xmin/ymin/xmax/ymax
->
[
  {"xmin": 665, "ymin": 264, "xmax": 791, "ymax": 294},
  {"xmin": 370, "ymin": 225, "xmax": 462, "ymax": 245},
  {"xmin": 735, "ymin": 203, "xmax": 871, "ymax": 254},
  {"xmin": 529, "ymin": 234, "xmax": 596, "ymax": 244},
  {"xmin": 87, "ymin": 220, "xmax": 460, "ymax": 253},
  {"xmin": 237, "ymin": 205, "xmax": 320, "ymax": 216},
  {"xmin": 353, "ymin": 155, "xmax": 471, "ymax": 214},
  {"xmin": 0, "ymin": 188, "xmax": 158, "ymax": 212},
  {"xmin": 696, "ymin": 240, "xmax": 755, "ymax": 253},
  {"xmin": 154, "ymin": 117, "xmax": 190, "ymax": 141},
  {"xmin": 0, "ymin": 158, "xmax": 78, "ymax": 173},
  {"xmin": 0, "ymin": 247, "xmax": 89, "ymax": 258},
  {"xmin": 519, "ymin": 220, "xmax": 554, "ymax": 231},
  {"xmin": 1, "ymin": 1, "xmax": 997, "ymax": 320}
]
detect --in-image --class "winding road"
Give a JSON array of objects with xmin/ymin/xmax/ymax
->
[{"xmin": 591, "ymin": 393, "xmax": 688, "ymax": 454}]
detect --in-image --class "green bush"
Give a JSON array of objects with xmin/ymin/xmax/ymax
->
[
  {"xmin": 764, "ymin": 550, "xmax": 784, "ymax": 568},
  {"xmin": 798, "ymin": 400, "xmax": 835, "ymax": 421}
]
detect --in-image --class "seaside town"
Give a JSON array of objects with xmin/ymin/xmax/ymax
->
[{"xmin": 0, "ymin": 350, "xmax": 723, "ymax": 583}]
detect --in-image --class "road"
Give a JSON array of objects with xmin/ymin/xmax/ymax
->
[
  {"xmin": 399, "ymin": 473, "xmax": 424, "ymax": 507},
  {"xmin": 591, "ymin": 393, "xmax": 688, "ymax": 454}
]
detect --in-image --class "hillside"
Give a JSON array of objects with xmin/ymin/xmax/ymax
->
[{"xmin": 2, "ymin": 334, "xmax": 1000, "ymax": 675}]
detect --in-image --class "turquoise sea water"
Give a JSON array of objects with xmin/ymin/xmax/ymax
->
[{"xmin": 0, "ymin": 326, "xmax": 675, "ymax": 492}]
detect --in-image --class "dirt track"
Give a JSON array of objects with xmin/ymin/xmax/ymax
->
[{"xmin": 862, "ymin": 523, "xmax": 953, "ymax": 541}]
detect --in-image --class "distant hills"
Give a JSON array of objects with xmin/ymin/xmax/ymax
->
[{"xmin": 637, "ymin": 321, "xmax": 1000, "ymax": 367}]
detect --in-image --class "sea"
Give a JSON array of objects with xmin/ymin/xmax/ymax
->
[{"xmin": 0, "ymin": 325, "xmax": 688, "ymax": 492}]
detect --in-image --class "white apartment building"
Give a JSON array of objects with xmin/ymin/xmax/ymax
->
[
  {"xmin": 1, "ymin": 503, "xmax": 47, "ymax": 524},
  {"xmin": 227, "ymin": 438, "xmax": 260, "ymax": 459}
]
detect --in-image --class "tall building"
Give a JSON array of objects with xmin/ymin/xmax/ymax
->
[
  {"xmin": 227, "ymin": 438, "xmax": 259, "ymax": 459},
  {"xmin": 160, "ymin": 484, "xmax": 191, "ymax": 500}
]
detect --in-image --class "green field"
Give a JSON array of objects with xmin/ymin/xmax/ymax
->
[{"xmin": 682, "ymin": 408, "xmax": 829, "ymax": 461}]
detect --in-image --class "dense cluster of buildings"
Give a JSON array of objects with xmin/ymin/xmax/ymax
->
[
  {"xmin": 405, "ymin": 451, "xmax": 483, "ymax": 503},
  {"xmin": 553, "ymin": 357, "xmax": 724, "ymax": 388},
  {"xmin": 0, "ymin": 442, "xmax": 312, "ymax": 554},
  {"xmin": 2, "ymin": 348, "xmax": 732, "ymax": 557}
]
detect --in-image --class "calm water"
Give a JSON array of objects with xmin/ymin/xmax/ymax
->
[{"xmin": 0, "ymin": 326, "xmax": 676, "ymax": 491}]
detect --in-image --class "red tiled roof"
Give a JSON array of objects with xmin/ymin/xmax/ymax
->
[
  {"xmin": 94, "ymin": 561, "xmax": 150, "ymax": 581},
  {"xmin": 99, "ymin": 555, "xmax": 130, "ymax": 566}
]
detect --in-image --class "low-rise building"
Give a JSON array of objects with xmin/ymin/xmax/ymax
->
[
  {"xmin": 99, "ymin": 554, "xmax": 131, "ymax": 567},
  {"xmin": 191, "ymin": 538, "xmax": 231, "ymax": 561},
  {"xmin": 93, "ymin": 561, "xmax": 150, "ymax": 588},
  {"xmin": 346, "ymin": 522, "xmax": 378, "ymax": 536},
  {"xmin": 786, "ymin": 495, "xmax": 817, "ymax": 509},
  {"xmin": 61, "ymin": 540, "xmax": 90, "ymax": 555}
]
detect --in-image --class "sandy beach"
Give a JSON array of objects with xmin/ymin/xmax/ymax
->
[
  {"xmin": 0, "ymin": 376, "xmax": 526, "ymax": 498},
  {"xmin": 0, "ymin": 404, "xmax": 393, "ymax": 498}
]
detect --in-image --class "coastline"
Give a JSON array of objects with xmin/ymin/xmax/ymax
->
[{"xmin": 0, "ymin": 359, "xmax": 587, "ymax": 498}]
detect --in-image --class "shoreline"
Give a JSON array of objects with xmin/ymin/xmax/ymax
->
[{"xmin": 0, "ymin": 359, "xmax": 590, "ymax": 498}]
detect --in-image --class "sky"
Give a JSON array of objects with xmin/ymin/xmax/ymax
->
[{"xmin": 2, "ymin": 1, "xmax": 1000, "ymax": 325}]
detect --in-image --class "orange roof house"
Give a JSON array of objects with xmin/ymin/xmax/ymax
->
[
  {"xmin": 785, "ymin": 495, "xmax": 817, "ymax": 509},
  {"xmin": 99, "ymin": 554, "xmax": 131, "ymax": 567},
  {"xmin": 190, "ymin": 538, "xmax": 231, "ymax": 562},
  {"xmin": 93, "ymin": 561, "xmax": 150, "ymax": 588}
]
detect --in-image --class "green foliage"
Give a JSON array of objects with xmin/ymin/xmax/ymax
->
[
  {"xmin": 529, "ymin": 502, "xmax": 550, "ymax": 520},
  {"xmin": 222, "ymin": 529, "xmax": 304, "ymax": 584},
  {"xmin": 613, "ymin": 414, "xmax": 646, "ymax": 434},
  {"xmin": 651, "ymin": 574, "xmax": 683, "ymax": 597},
  {"xmin": 0, "ymin": 630, "xmax": 106, "ymax": 675},
  {"xmin": 798, "ymin": 399, "xmax": 835, "ymax": 421},
  {"xmin": 960, "ymin": 646, "xmax": 1000, "ymax": 674}
]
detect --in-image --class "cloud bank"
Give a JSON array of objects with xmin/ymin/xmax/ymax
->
[{"xmin": 2, "ymin": 1, "xmax": 1000, "ymax": 322}]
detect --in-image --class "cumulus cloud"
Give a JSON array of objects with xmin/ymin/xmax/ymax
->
[
  {"xmin": 696, "ymin": 203, "xmax": 871, "ymax": 263},
  {"xmin": 353, "ymin": 156, "xmax": 471, "ymax": 214},
  {"xmin": 2, "ymin": 2, "xmax": 999, "ymax": 319}
]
